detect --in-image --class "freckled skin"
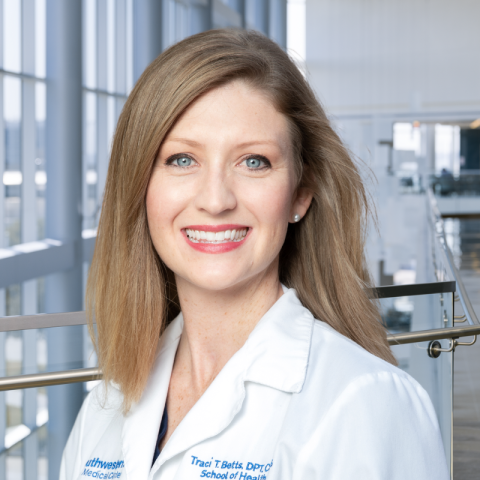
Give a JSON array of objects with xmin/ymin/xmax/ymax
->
[{"xmin": 146, "ymin": 81, "xmax": 312, "ymax": 449}]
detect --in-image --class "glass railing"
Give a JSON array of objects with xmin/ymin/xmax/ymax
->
[
  {"xmin": 394, "ymin": 171, "xmax": 480, "ymax": 197},
  {"xmin": 430, "ymin": 171, "xmax": 480, "ymax": 197}
]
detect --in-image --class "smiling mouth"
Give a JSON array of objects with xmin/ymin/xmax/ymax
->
[{"xmin": 185, "ymin": 228, "xmax": 249, "ymax": 244}]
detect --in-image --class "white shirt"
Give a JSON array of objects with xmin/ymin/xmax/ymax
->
[{"xmin": 60, "ymin": 287, "xmax": 449, "ymax": 480}]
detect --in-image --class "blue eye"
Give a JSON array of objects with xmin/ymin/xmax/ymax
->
[
  {"xmin": 173, "ymin": 156, "xmax": 193, "ymax": 167},
  {"xmin": 245, "ymin": 157, "xmax": 264, "ymax": 169}
]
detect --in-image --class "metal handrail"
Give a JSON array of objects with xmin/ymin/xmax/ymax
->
[
  {"xmin": 0, "ymin": 310, "xmax": 88, "ymax": 332},
  {"xmin": 0, "ymin": 367, "xmax": 101, "ymax": 391},
  {"xmin": 373, "ymin": 280, "xmax": 455, "ymax": 299},
  {"xmin": 0, "ymin": 281, "xmax": 457, "ymax": 332},
  {"xmin": 387, "ymin": 324, "xmax": 480, "ymax": 345},
  {"xmin": 0, "ymin": 323, "xmax": 478, "ymax": 391}
]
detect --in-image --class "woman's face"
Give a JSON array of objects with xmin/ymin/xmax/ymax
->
[{"xmin": 146, "ymin": 80, "xmax": 311, "ymax": 292}]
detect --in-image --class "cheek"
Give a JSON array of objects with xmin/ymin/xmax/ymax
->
[
  {"xmin": 243, "ymin": 178, "xmax": 293, "ymax": 234},
  {"xmin": 146, "ymin": 178, "xmax": 182, "ymax": 242}
]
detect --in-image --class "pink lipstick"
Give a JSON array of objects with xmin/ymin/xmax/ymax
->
[{"xmin": 182, "ymin": 224, "xmax": 250, "ymax": 254}]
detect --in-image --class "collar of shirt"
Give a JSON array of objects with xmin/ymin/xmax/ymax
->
[{"xmin": 121, "ymin": 287, "xmax": 314, "ymax": 479}]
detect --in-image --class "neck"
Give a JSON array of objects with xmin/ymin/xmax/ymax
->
[{"xmin": 174, "ymin": 263, "xmax": 283, "ymax": 391}]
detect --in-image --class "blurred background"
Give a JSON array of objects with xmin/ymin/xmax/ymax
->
[{"xmin": 0, "ymin": 0, "xmax": 479, "ymax": 479}]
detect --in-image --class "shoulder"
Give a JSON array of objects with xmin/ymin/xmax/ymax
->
[
  {"xmin": 299, "ymin": 319, "xmax": 439, "ymax": 427},
  {"xmin": 285, "ymin": 320, "xmax": 448, "ymax": 478},
  {"xmin": 78, "ymin": 381, "xmax": 125, "ymax": 439},
  {"xmin": 60, "ymin": 382, "xmax": 124, "ymax": 479},
  {"xmin": 80, "ymin": 380, "xmax": 124, "ymax": 421},
  {"xmin": 309, "ymin": 319, "xmax": 419, "ymax": 388}
]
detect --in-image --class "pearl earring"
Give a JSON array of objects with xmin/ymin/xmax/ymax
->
[{"xmin": 294, "ymin": 214, "xmax": 301, "ymax": 222}]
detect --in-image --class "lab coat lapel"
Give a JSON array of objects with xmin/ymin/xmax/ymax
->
[
  {"xmin": 121, "ymin": 315, "xmax": 183, "ymax": 480},
  {"xmin": 153, "ymin": 288, "xmax": 313, "ymax": 471},
  {"xmin": 154, "ymin": 343, "xmax": 248, "ymax": 471},
  {"xmin": 243, "ymin": 288, "xmax": 314, "ymax": 393}
]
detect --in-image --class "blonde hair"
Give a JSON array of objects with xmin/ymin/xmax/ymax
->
[{"xmin": 87, "ymin": 29, "xmax": 396, "ymax": 411}]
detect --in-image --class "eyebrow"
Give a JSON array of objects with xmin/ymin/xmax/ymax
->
[{"xmin": 166, "ymin": 137, "xmax": 280, "ymax": 149}]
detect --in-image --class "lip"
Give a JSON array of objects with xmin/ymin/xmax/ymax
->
[{"xmin": 182, "ymin": 224, "xmax": 250, "ymax": 254}]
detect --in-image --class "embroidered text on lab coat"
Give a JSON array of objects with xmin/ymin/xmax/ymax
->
[
  {"xmin": 191, "ymin": 456, "xmax": 273, "ymax": 479},
  {"xmin": 81, "ymin": 457, "xmax": 125, "ymax": 478}
]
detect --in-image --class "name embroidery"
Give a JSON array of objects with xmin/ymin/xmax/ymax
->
[{"xmin": 191, "ymin": 456, "xmax": 273, "ymax": 480}]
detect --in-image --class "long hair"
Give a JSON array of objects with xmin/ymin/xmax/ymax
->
[{"xmin": 87, "ymin": 29, "xmax": 396, "ymax": 412}]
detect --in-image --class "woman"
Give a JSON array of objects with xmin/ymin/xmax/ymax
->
[{"xmin": 61, "ymin": 30, "xmax": 448, "ymax": 479}]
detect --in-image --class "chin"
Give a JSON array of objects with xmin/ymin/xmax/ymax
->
[
  {"xmin": 177, "ymin": 267, "xmax": 257, "ymax": 292},
  {"xmin": 190, "ymin": 275, "xmax": 246, "ymax": 292}
]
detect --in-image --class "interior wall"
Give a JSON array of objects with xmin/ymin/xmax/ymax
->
[
  {"xmin": 303, "ymin": 0, "xmax": 480, "ymax": 283},
  {"xmin": 305, "ymin": 0, "xmax": 480, "ymax": 117}
]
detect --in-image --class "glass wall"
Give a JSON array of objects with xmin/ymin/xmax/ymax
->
[
  {"xmin": 0, "ymin": 0, "xmax": 48, "ymax": 477},
  {"xmin": 0, "ymin": 1, "xmax": 289, "ymax": 478},
  {"xmin": 82, "ymin": 0, "xmax": 132, "ymax": 232}
]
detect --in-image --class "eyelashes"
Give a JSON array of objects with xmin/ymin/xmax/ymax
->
[
  {"xmin": 165, "ymin": 153, "xmax": 272, "ymax": 171},
  {"xmin": 243, "ymin": 154, "xmax": 271, "ymax": 170},
  {"xmin": 165, "ymin": 154, "xmax": 196, "ymax": 168}
]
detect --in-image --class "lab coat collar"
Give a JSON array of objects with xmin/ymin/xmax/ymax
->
[
  {"xmin": 122, "ymin": 287, "xmax": 314, "ymax": 478},
  {"xmin": 242, "ymin": 287, "xmax": 314, "ymax": 394},
  {"xmin": 121, "ymin": 316, "xmax": 183, "ymax": 480}
]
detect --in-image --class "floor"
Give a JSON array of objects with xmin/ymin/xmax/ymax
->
[{"xmin": 449, "ymin": 219, "xmax": 480, "ymax": 478}]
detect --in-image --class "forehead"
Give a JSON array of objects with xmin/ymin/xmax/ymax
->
[{"xmin": 165, "ymin": 81, "xmax": 291, "ymax": 153}]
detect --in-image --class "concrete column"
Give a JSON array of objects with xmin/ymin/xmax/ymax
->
[
  {"xmin": 425, "ymin": 123, "xmax": 436, "ymax": 173},
  {"xmin": 133, "ymin": 0, "xmax": 163, "ymax": 83},
  {"xmin": 371, "ymin": 119, "xmax": 396, "ymax": 283},
  {"xmin": 0, "ymin": 330, "xmax": 5, "ymax": 477},
  {"xmin": 45, "ymin": 1, "xmax": 84, "ymax": 479},
  {"xmin": 268, "ymin": 0, "xmax": 287, "ymax": 49},
  {"xmin": 238, "ymin": 0, "xmax": 246, "ymax": 28},
  {"xmin": 22, "ymin": 1, "xmax": 39, "ymax": 477},
  {"xmin": 373, "ymin": 117, "xmax": 394, "ymax": 173},
  {"xmin": 0, "ymin": 301, "xmax": 4, "ymax": 478},
  {"xmin": 96, "ymin": 0, "xmax": 109, "ymax": 209},
  {"xmin": 190, "ymin": 0, "xmax": 212, "ymax": 36},
  {"xmin": 0, "ymin": 1, "xmax": 5, "ymax": 474}
]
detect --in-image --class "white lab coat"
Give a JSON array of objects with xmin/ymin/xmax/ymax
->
[{"xmin": 60, "ymin": 288, "xmax": 449, "ymax": 480}]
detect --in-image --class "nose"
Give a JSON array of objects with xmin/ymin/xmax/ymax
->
[{"xmin": 194, "ymin": 165, "xmax": 237, "ymax": 216}]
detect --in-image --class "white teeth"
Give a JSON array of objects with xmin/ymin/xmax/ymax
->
[{"xmin": 185, "ymin": 228, "xmax": 248, "ymax": 244}]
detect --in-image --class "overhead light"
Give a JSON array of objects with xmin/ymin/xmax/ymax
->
[
  {"xmin": 3, "ymin": 171, "xmax": 22, "ymax": 186},
  {"xmin": 35, "ymin": 171, "xmax": 47, "ymax": 186},
  {"xmin": 86, "ymin": 169, "xmax": 98, "ymax": 185},
  {"xmin": 471, "ymin": 119, "xmax": 480, "ymax": 129}
]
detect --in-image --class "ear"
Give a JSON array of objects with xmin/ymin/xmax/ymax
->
[{"xmin": 289, "ymin": 187, "xmax": 313, "ymax": 223}]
